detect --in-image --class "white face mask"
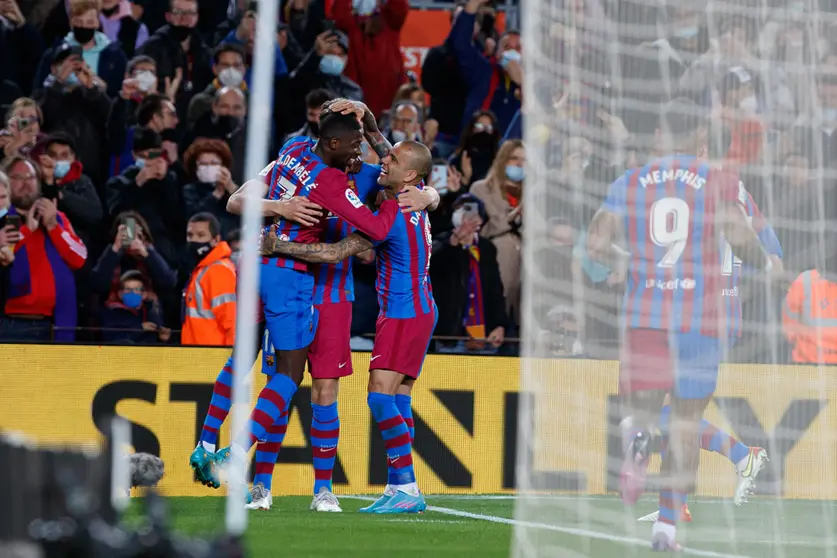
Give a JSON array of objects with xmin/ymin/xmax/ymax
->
[
  {"xmin": 135, "ymin": 70, "xmax": 157, "ymax": 92},
  {"xmin": 391, "ymin": 129, "xmax": 408, "ymax": 143},
  {"xmin": 451, "ymin": 208, "xmax": 464, "ymax": 229},
  {"xmin": 738, "ymin": 95, "xmax": 758, "ymax": 113},
  {"xmin": 218, "ymin": 67, "xmax": 244, "ymax": 88},
  {"xmin": 197, "ymin": 164, "xmax": 221, "ymax": 183}
]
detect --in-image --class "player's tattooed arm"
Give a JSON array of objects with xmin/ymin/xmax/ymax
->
[{"xmin": 262, "ymin": 233, "xmax": 374, "ymax": 264}]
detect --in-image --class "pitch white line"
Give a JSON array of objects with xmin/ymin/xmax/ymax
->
[{"xmin": 341, "ymin": 496, "xmax": 747, "ymax": 558}]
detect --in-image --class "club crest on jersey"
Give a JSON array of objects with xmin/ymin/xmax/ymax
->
[
  {"xmin": 266, "ymin": 355, "xmax": 274, "ymax": 366},
  {"xmin": 345, "ymin": 188, "xmax": 363, "ymax": 208}
]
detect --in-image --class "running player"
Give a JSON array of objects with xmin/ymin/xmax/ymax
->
[
  {"xmin": 587, "ymin": 97, "xmax": 774, "ymax": 551},
  {"xmin": 262, "ymin": 139, "xmax": 436, "ymax": 514}
]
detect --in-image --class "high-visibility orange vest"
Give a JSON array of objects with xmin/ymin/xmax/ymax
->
[
  {"xmin": 182, "ymin": 242, "xmax": 237, "ymax": 346},
  {"xmin": 782, "ymin": 269, "xmax": 837, "ymax": 363}
]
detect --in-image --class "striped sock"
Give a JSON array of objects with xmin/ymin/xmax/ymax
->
[
  {"xmin": 387, "ymin": 394, "xmax": 414, "ymax": 486},
  {"xmin": 233, "ymin": 373, "xmax": 298, "ymax": 454},
  {"xmin": 367, "ymin": 392, "xmax": 415, "ymax": 487},
  {"xmin": 700, "ymin": 421, "xmax": 750, "ymax": 464},
  {"xmin": 253, "ymin": 411, "xmax": 289, "ymax": 491},
  {"xmin": 199, "ymin": 357, "xmax": 233, "ymax": 451},
  {"xmin": 658, "ymin": 490, "xmax": 687, "ymax": 526},
  {"xmin": 311, "ymin": 402, "xmax": 340, "ymax": 494}
]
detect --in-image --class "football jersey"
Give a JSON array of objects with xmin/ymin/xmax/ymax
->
[
  {"xmin": 259, "ymin": 136, "xmax": 397, "ymax": 272},
  {"xmin": 373, "ymin": 196, "xmax": 434, "ymax": 319},
  {"xmin": 313, "ymin": 163, "xmax": 383, "ymax": 305},
  {"xmin": 602, "ymin": 155, "xmax": 741, "ymax": 337}
]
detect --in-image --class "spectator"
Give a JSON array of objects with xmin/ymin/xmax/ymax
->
[
  {"xmin": 36, "ymin": 133, "xmax": 103, "ymax": 250},
  {"xmin": 289, "ymin": 30, "xmax": 363, "ymax": 106},
  {"xmin": 90, "ymin": 210, "xmax": 177, "ymax": 320},
  {"xmin": 421, "ymin": 1, "xmax": 470, "ymax": 158},
  {"xmin": 278, "ymin": 20, "xmax": 305, "ymax": 72},
  {"xmin": 137, "ymin": 0, "xmax": 213, "ymax": 130},
  {"xmin": 783, "ymin": 255, "xmax": 837, "ymax": 364},
  {"xmin": 536, "ymin": 305, "xmax": 583, "ymax": 357},
  {"xmin": 185, "ymin": 87, "xmax": 247, "ymax": 183},
  {"xmin": 0, "ymin": 170, "xmax": 17, "ymax": 270},
  {"xmin": 34, "ymin": 0, "xmax": 128, "ymax": 99},
  {"xmin": 332, "ymin": 0, "xmax": 408, "ymax": 118},
  {"xmin": 281, "ymin": 0, "xmax": 328, "ymax": 54},
  {"xmin": 226, "ymin": 227, "xmax": 241, "ymax": 265},
  {"xmin": 451, "ymin": 0, "xmax": 521, "ymax": 137},
  {"xmin": 470, "ymin": 138, "xmax": 524, "ymax": 322},
  {"xmin": 384, "ymin": 101, "xmax": 422, "ymax": 145},
  {"xmin": 0, "ymin": 155, "xmax": 87, "ymax": 341},
  {"xmin": 181, "ymin": 212, "xmax": 236, "ymax": 346},
  {"xmin": 430, "ymin": 193, "xmax": 508, "ymax": 354},
  {"xmin": 182, "ymin": 138, "xmax": 239, "ymax": 237},
  {"xmin": 187, "ymin": 43, "xmax": 247, "ymax": 126},
  {"xmin": 110, "ymin": 92, "xmax": 180, "ymax": 179},
  {"xmin": 1, "ymin": 97, "xmax": 44, "ymax": 159},
  {"xmin": 0, "ymin": 0, "xmax": 44, "ymax": 97},
  {"xmin": 106, "ymin": 127, "xmax": 182, "ymax": 264},
  {"xmin": 219, "ymin": 2, "xmax": 288, "ymax": 85},
  {"xmin": 718, "ymin": 66, "xmax": 765, "ymax": 166},
  {"xmin": 449, "ymin": 110, "xmax": 499, "ymax": 188},
  {"xmin": 35, "ymin": 43, "xmax": 112, "ymax": 187},
  {"xmin": 100, "ymin": 269, "xmax": 168, "ymax": 343},
  {"xmin": 392, "ymin": 83, "xmax": 439, "ymax": 150},
  {"xmin": 100, "ymin": 0, "xmax": 150, "ymax": 58},
  {"xmin": 133, "ymin": 0, "xmax": 168, "ymax": 35},
  {"xmin": 288, "ymin": 87, "xmax": 335, "ymax": 140}
]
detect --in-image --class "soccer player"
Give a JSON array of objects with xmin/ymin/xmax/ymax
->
[
  {"xmin": 263, "ymin": 138, "xmax": 437, "ymax": 514},
  {"xmin": 587, "ymin": 97, "xmax": 774, "ymax": 551}
]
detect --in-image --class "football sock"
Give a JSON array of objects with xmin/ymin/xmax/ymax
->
[
  {"xmin": 367, "ymin": 392, "xmax": 416, "ymax": 488},
  {"xmin": 658, "ymin": 490, "xmax": 687, "ymax": 527},
  {"xmin": 658, "ymin": 405, "xmax": 749, "ymax": 464},
  {"xmin": 311, "ymin": 402, "xmax": 340, "ymax": 494},
  {"xmin": 387, "ymin": 394, "xmax": 414, "ymax": 487},
  {"xmin": 233, "ymin": 373, "xmax": 298, "ymax": 455},
  {"xmin": 253, "ymin": 411, "xmax": 289, "ymax": 491},
  {"xmin": 199, "ymin": 357, "xmax": 234, "ymax": 452}
]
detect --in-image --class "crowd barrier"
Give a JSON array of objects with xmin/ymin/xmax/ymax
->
[{"xmin": 1, "ymin": 345, "xmax": 835, "ymax": 499}]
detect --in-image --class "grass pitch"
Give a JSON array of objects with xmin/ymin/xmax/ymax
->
[{"xmin": 126, "ymin": 495, "xmax": 837, "ymax": 557}]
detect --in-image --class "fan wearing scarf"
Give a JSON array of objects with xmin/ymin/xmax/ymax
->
[{"xmin": 0, "ymin": 155, "xmax": 87, "ymax": 342}]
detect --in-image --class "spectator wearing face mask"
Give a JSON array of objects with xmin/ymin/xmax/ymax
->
[
  {"xmin": 430, "ymin": 193, "xmax": 508, "ymax": 354},
  {"xmin": 287, "ymin": 88, "xmax": 335, "ymax": 141},
  {"xmin": 36, "ymin": 133, "xmax": 102, "ymax": 251},
  {"xmin": 289, "ymin": 30, "xmax": 362, "ymax": 110},
  {"xmin": 101, "ymin": 269, "xmax": 168, "ymax": 343},
  {"xmin": 184, "ymin": 87, "xmax": 248, "ymax": 184},
  {"xmin": 187, "ymin": 43, "xmax": 248, "ymax": 126},
  {"xmin": 34, "ymin": 43, "xmax": 112, "ymax": 188},
  {"xmin": 451, "ymin": 0, "xmax": 521, "ymax": 138},
  {"xmin": 469, "ymin": 139, "xmax": 524, "ymax": 322},
  {"xmin": 331, "ymin": 0, "xmax": 408, "ymax": 118},
  {"xmin": 219, "ymin": 2, "xmax": 288, "ymax": 85},
  {"xmin": 181, "ymin": 212, "xmax": 236, "ymax": 346},
  {"xmin": 100, "ymin": 0, "xmax": 149, "ymax": 57},
  {"xmin": 182, "ymin": 138, "xmax": 239, "ymax": 238},
  {"xmin": 391, "ymin": 83, "xmax": 439, "ymax": 152},
  {"xmin": 384, "ymin": 101, "xmax": 422, "ymax": 146},
  {"xmin": 449, "ymin": 110, "xmax": 499, "ymax": 188},
  {"xmin": 34, "ymin": 0, "xmax": 128, "ymax": 99},
  {"xmin": 1, "ymin": 97, "xmax": 45, "ymax": 159},
  {"xmin": 106, "ymin": 127, "xmax": 182, "ymax": 265}
]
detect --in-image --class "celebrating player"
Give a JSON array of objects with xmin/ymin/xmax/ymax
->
[
  {"xmin": 263, "ymin": 138, "xmax": 437, "ymax": 514},
  {"xmin": 587, "ymin": 97, "xmax": 774, "ymax": 551}
]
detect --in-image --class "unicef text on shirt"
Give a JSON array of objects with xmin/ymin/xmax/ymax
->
[
  {"xmin": 644, "ymin": 278, "xmax": 697, "ymax": 290},
  {"xmin": 639, "ymin": 168, "xmax": 706, "ymax": 189}
]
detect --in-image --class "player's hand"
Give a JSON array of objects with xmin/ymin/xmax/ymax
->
[
  {"xmin": 328, "ymin": 98, "xmax": 367, "ymax": 122},
  {"xmin": 273, "ymin": 197, "xmax": 322, "ymax": 227},
  {"xmin": 487, "ymin": 326, "xmax": 505, "ymax": 348},
  {"xmin": 355, "ymin": 248, "xmax": 375, "ymax": 264},
  {"xmin": 397, "ymin": 184, "xmax": 432, "ymax": 213}
]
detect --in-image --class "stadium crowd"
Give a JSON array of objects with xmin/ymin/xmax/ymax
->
[{"xmin": 0, "ymin": 0, "xmax": 836, "ymax": 365}]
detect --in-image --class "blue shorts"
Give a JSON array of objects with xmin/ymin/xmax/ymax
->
[
  {"xmin": 620, "ymin": 329, "xmax": 721, "ymax": 400},
  {"xmin": 260, "ymin": 263, "xmax": 318, "ymax": 351}
]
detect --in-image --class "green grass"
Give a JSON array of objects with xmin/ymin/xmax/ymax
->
[{"xmin": 125, "ymin": 495, "xmax": 837, "ymax": 558}]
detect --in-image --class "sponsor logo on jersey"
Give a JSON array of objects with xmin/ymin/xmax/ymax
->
[{"xmin": 346, "ymin": 188, "xmax": 363, "ymax": 208}]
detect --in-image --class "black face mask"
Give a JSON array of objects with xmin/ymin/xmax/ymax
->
[
  {"xmin": 72, "ymin": 26, "xmax": 96, "ymax": 44},
  {"xmin": 468, "ymin": 131, "xmax": 495, "ymax": 152},
  {"xmin": 101, "ymin": 5, "xmax": 119, "ymax": 17},
  {"xmin": 169, "ymin": 24, "xmax": 192, "ymax": 42},
  {"xmin": 308, "ymin": 120, "xmax": 320, "ymax": 136},
  {"xmin": 186, "ymin": 241, "xmax": 213, "ymax": 263},
  {"xmin": 213, "ymin": 114, "xmax": 242, "ymax": 138}
]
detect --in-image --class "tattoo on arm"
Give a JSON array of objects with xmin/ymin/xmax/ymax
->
[
  {"xmin": 361, "ymin": 108, "xmax": 391, "ymax": 159},
  {"xmin": 265, "ymin": 233, "xmax": 374, "ymax": 264}
]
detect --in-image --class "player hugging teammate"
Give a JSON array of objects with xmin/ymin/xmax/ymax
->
[
  {"xmin": 587, "ymin": 98, "xmax": 780, "ymax": 551},
  {"xmin": 189, "ymin": 98, "xmax": 439, "ymax": 515}
]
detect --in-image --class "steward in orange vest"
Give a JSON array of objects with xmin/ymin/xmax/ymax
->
[{"xmin": 783, "ymin": 267, "xmax": 837, "ymax": 364}]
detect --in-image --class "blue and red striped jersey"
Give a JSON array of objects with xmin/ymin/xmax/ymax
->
[
  {"xmin": 373, "ymin": 202, "xmax": 434, "ymax": 319},
  {"xmin": 602, "ymin": 155, "xmax": 741, "ymax": 337},
  {"xmin": 313, "ymin": 162, "xmax": 382, "ymax": 305},
  {"xmin": 259, "ymin": 136, "xmax": 398, "ymax": 272}
]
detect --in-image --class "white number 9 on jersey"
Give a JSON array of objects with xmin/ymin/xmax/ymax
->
[{"xmin": 649, "ymin": 197, "xmax": 690, "ymax": 268}]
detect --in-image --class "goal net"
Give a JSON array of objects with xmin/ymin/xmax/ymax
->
[{"xmin": 516, "ymin": 0, "xmax": 837, "ymax": 555}]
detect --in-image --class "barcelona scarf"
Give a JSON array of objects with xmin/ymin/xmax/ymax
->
[{"xmin": 463, "ymin": 241, "xmax": 486, "ymax": 349}]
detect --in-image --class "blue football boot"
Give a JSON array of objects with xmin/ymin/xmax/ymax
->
[
  {"xmin": 189, "ymin": 445, "xmax": 214, "ymax": 487},
  {"xmin": 372, "ymin": 490, "xmax": 426, "ymax": 514},
  {"xmin": 358, "ymin": 492, "xmax": 394, "ymax": 513}
]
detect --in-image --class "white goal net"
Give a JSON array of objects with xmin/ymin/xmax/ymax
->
[{"xmin": 516, "ymin": 0, "xmax": 837, "ymax": 555}]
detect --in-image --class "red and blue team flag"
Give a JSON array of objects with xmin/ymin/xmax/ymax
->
[{"xmin": 602, "ymin": 155, "xmax": 742, "ymax": 338}]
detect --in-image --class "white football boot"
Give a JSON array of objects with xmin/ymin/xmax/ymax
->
[{"xmin": 310, "ymin": 486, "xmax": 342, "ymax": 512}]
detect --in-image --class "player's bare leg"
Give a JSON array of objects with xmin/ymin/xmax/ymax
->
[
  {"xmin": 619, "ymin": 388, "xmax": 667, "ymax": 505},
  {"xmin": 310, "ymin": 377, "xmax": 343, "ymax": 512}
]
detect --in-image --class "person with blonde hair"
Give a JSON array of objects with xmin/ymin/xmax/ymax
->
[{"xmin": 469, "ymin": 138, "xmax": 524, "ymax": 321}]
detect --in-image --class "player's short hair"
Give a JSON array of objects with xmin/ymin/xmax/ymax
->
[
  {"xmin": 660, "ymin": 97, "xmax": 707, "ymax": 147},
  {"xmin": 319, "ymin": 111, "xmax": 362, "ymax": 140},
  {"xmin": 127, "ymin": 55, "xmax": 156, "ymax": 75},
  {"xmin": 189, "ymin": 212, "xmax": 222, "ymax": 237},
  {"xmin": 401, "ymin": 140, "xmax": 432, "ymax": 181},
  {"xmin": 136, "ymin": 94, "xmax": 169, "ymax": 126},
  {"xmin": 306, "ymin": 89, "xmax": 336, "ymax": 110}
]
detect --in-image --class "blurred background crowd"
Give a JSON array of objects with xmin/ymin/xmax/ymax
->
[{"xmin": 1, "ymin": 0, "xmax": 836, "ymax": 365}]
